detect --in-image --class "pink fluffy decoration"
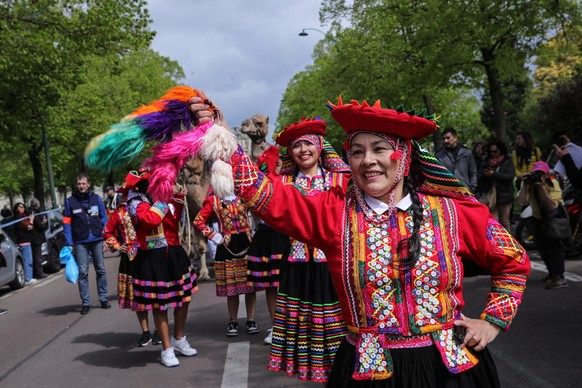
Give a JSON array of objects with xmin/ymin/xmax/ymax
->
[{"xmin": 145, "ymin": 121, "xmax": 214, "ymax": 202}]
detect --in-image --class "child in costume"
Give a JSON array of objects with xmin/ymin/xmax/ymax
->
[
  {"xmin": 103, "ymin": 171, "xmax": 160, "ymax": 347},
  {"xmin": 193, "ymin": 175, "xmax": 259, "ymax": 337},
  {"xmin": 125, "ymin": 168, "xmax": 198, "ymax": 368},
  {"xmin": 189, "ymin": 97, "xmax": 530, "ymax": 387}
]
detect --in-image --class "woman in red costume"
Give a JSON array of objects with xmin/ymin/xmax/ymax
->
[
  {"xmin": 103, "ymin": 173, "xmax": 160, "ymax": 348},
  {"xmin": 190, "ymin": 97, "xmax": 530, "ymax": 387},
  {"xmin": 264, "ymin": 118, "xmax": 349, "ymax": 383}
]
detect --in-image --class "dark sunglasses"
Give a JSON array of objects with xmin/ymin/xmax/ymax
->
[{"xmin": 489, "ymin": 149, "xmax": 499, "ymax": 154}]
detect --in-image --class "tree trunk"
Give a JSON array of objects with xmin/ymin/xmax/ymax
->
[
  {"xmin": 480, "ymin": 47, "xmax": 507, "ymax": 142},
  {"xmin": 423, "ymin": 94, "xmax": 441, "ymax": 152},
  {"xmin": 28, "ymin": 143, "xmax": 45, "ymax": 208}
]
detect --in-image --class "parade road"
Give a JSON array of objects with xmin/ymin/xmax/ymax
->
[{"xmin": 1, "ymin": 251, "xmax": 581, "ymax": 387}]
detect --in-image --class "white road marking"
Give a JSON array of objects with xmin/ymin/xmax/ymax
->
[
  {"xmin": 221, "ymin": 341, "xmax": 249, "ymax": 388},
  {"xmin": 529, "ymin": 261, "xmax": 582, "ymax": 282},
  {"xmin": 32, "ymin": 274, "xmax": 62, "ymax": 288}
]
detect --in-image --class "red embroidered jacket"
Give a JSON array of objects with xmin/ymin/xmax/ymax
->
[
  {"xmin": 193, "ymin": 195, "xmax": 252, "ymax": 247},
  {"xmin": 130, "ymin": 195, "xmax": 185, "ymax": 250},
  {"xmin": 229, "ymin": 147, "xmax": 530, "ymax": 380}
]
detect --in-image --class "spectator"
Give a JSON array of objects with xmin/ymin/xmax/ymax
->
[
  {"xmin": 1, "ymin": 228, "xmax": 8, "ymax": 314},
  {"xmin": 512, "ymin": 132, "xmax": 542, "ymax": 190},
  {"xmin": 104, "ymin": 186, "xmax": 119, "ymax": 215},
  {"xmin": 553, "ymin": 134, "xmax": 582, "ymax": 191},
  {"xmin": 472, "ymin": 141, "xmax": 486, "ymax": 173},
  {"xmin": 12, "ymin": 202, "xmax": 35, "ymax": 284},
  {"xmin": 0, "ymin": 206, "xmax": 14, "ymax": 241},
  {"xmin": 29, "ymin": 198, "xmax": 48, "ymax": 279},
  {"xmin": 436, "ymin": 127, "xmax": 478, "ymax": 192},
  {"xmin": 1, "ymin": 205, "xmax": 12, "ymax": 221},
  {"xmin": 63, "ymin": 173, "xmax": 110, "ymax": 314},
  {"xmin": 478, "ymin": 140, "xmax": 516, "ymax": 232},
  {"xmin": 518, "ymin": 161, "xmax": 567, "ymax": 289}
]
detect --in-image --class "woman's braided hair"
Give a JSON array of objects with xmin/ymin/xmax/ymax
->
[{"xmin": 396, "ymin": 174, "xmax": 424, "ymax": 270}]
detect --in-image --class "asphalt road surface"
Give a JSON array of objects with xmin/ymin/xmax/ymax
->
[{"xmin": 1, "ymin": 251, "xmax": 581, "ymax": 387}]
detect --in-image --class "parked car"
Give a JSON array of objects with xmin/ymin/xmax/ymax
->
[
  {"xmin": 41, "ymin": 209, "xmax": 65, "ymax": 273},
  {"xmin": 0, "ymin": 231, "xmax": 26, "ymax": 290}
]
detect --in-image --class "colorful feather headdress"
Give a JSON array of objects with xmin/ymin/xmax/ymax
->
[{"xmin": 85, "ymin": 85, "xmax": 237, "ymax": 203}]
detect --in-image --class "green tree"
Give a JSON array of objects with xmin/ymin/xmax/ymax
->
[
  {"xmin": 311, "ymin": 0, "xmax": 581, "ymax": 142},
  {"xmin": 48, "ymin": 49, "xmax": 184, "ymax": 188},
  {"xmin": 520, "ymin": 25, "xmax": 582, "ymax": 151},
  {"xmin": 0, "ymin": 0, "xmax": 155, "ymax": 205}
]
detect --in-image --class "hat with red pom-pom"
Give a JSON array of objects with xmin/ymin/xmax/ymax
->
[
  {"xmin": 274, "ymin": 117, "xmax": 327, "ymax": 148},
  {"xmin": 327, "ymin": 97, "xmax": 438, "ymax": 140},
  {"xmin": 117, "ymin": 167, "xmax": 151, "ymax": 194}
]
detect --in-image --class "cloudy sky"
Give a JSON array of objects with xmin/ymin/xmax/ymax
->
[{"xmin": 146, "ymin": 1, "xmax": 327, "ymax": 135}]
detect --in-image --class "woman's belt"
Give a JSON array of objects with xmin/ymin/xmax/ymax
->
[{"xmin": 345, "ymin": 325, "xmax": 479, "ymax": 381}]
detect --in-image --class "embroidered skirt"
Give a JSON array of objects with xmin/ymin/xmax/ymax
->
[
  {"xmin": 130, "ymin": 245, "xmax": 198, "ymax": 311},
  {"xmin": 246, "ymin": 223, "xmax": 290, "ymax": 289},
  {"xmin": 214, "ymin": 232, "xmax": 255, "ymax": 297},
  {"xmin": 268, "ymin": 259, "xmax": 347, "ymax": 383},
  {"xmin": 117, "ymin": 252, "xmax": 135, "ymax": 310},
  {"xmin": 327, "ymin": 339, "xmax": 500, "ymax": 388}
]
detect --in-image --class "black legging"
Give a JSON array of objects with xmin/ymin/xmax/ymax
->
[{"xmin": 531, "ymin": 218, "xmax": 565, "ymax": 277}]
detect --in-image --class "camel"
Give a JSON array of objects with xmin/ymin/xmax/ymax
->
[
  {"xmin": 239, "ymin": 114, "xmax": 271, "ymax": 162},
  {"xmin": 179, "ymin": 156, "xmax": 212, "ymax": 280}
]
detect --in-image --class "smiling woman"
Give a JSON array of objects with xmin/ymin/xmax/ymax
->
[
  {"xmin": 190, "ymin": 96, "xmax": 530, "ymax": 388},
  {"xmin": 267, "ymin": 117, "xmax": 350, "ymax": 383}
]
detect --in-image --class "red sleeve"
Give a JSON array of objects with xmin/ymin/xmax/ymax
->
[
  {"xmin": 456, "ymin": 198, "xmax": 530, "ymax": 330},
  {"xmin": 193, "ymin": 196, "xmax": 217, "ymax": 239},
  {"xmin": 103, "ymin": 211, "xmax": 121, "ymax": 251},
  {"xmin": 135, "ymin": 201, "xmax": 169, "ymax": 229},
  {"xmin": 231, "ymin": 147, "xmax": 343, "ymax": 251}
]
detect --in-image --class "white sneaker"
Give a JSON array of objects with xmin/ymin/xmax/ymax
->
[
  {"xmin": 161, "ymin": 347, "xmax": 180, "ymax": 367},
  {"xmin": 264, "ymin": 328, "xmax": 273, "ymax": 345},
  {"xmin": 26, "ymin": 278, "xmax": 38, "ymax": 284},
  {"xmin": 171, "ymin": 335, "xmax": 198, "ymax": 356}
]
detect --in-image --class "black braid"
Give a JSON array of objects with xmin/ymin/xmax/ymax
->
[{"xmin": 397, "ymin": 176, "xmax": 423, "ymax": 270}]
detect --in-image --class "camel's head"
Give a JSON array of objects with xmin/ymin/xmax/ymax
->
[{"xmin": 240, "ymin": 114, "xmax": 269, "ymax": 141}]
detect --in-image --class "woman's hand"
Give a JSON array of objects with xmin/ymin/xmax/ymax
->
[
  {"xmin": 189, "ymin": 96, "xmax": 214, "ymax": 124},
  {"xmin": 188, "ymin": 94, "xmax": 227, "ymax": 128},
  {"xmin": 118, "ymin": 243, "xmax": 128, "ymax": 253},
  {"xmin": 173, "ymin": 184, "xmax": 187, "ymax": 195},
  {"xmin": 553, "ymin": 143, "xmax": 570, "ymax": 159},
  {"xmin": 454, "ymin": 314, "xmax": 502, "ymax": 351},
  {"xmin": 483, "ymin": 167, "xmax": 494, "ymax": 177}
]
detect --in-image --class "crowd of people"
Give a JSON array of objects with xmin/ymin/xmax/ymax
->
[
  {"xmin": 4, "ymin": 89, "xmax": 581, "ymax": 386},
  {"xmin": 436, "ymin": 129, "xmax": 579, "ymax": 290}
]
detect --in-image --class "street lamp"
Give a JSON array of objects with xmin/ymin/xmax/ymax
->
[{"xmin": 298, "ymin": 28, "xmax": 326, "ymax": 37}]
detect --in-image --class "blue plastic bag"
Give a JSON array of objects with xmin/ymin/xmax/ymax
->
[{"xmin": 59, "ymin": 246, "xmax": 79, "ymax": 284}]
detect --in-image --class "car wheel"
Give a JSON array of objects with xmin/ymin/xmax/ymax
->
[
  {"xmin": 9, "ymin": 257, "xmax": 26, "ymax": 290},
  {"xmin": 44, "ymin": 244, "xmax": 62, "ymax": 273}
]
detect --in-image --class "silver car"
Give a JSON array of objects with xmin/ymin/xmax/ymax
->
[
  {"xmin": 40, "ymin": 209, "xmax": 65, "ymax": 273},
  {"xmin": 0, "ymin": 231, "xmax": 26, "ymax": 290}
]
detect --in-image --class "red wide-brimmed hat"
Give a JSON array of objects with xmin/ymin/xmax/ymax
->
[
  {"xmin": 117, "ymin": 168, "xmax": 151, "ymax": 194},
  {"xmin": 274, "ymin": 117, "xmax": 327, "ymax": 148},
  {"xmin": 327, "ymin": 97, "xmax": 438, "ymax": 140}
]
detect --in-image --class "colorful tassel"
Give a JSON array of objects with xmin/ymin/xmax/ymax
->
[
  {"xmin": 85, "ymin": 122, "xmax": 147, "ymax": 171},
  {"xmin": 144, "ymin": 121, "xmax": 213, "ymax": 202},
  {"xmin": 85, "ymin": 86, "xmax": 202, "ymax": 172}
]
